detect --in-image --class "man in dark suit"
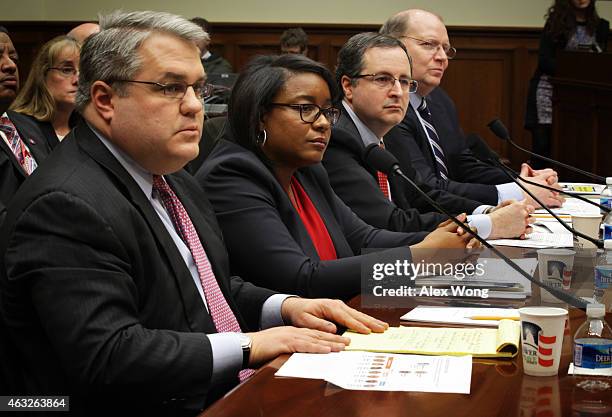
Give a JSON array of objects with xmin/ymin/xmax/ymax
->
[
  {"xmin": 0, "ymin": 11, "xmax": 386, "ymax": 414},
  {"xmin": 0, "ymin": 27, "xmax": 54, "ymax": 218},
  {"xmin": 323, "ymin": 32, "xmax": 532, "ymax": 240},
  {"xmin": 380, "ymin": 9, "xmax": 564, "ymax": 209}
]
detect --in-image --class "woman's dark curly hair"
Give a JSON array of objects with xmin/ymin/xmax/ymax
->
[{"xmin": 544, "ymin": 0, "xmax": 600, "ymax": 41}]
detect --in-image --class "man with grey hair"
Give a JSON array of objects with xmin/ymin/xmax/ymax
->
[
  {"xmin": 381, "ymin": 9, "xmax": 564, "ymax": 209},
  {"xmin": 0, "ymin": 10, "xmax": 386, "ymax": 413},
  {"xmin": 323, "ymin": 32, "xmax": 533, "ymax": 241}
]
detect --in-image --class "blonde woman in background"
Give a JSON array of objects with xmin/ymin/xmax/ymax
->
[{"xmin": 11, "ymin": 35, "xmax": 80, "ymax": 149}]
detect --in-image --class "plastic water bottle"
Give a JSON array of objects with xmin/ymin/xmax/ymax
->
[
  {"xmin": 573, "ymin": 303, "xmax": 612, "ymax": 372},
  {"xmin": 601, "ymin": 177, "xmax": 612, "ymax": 214},
  {"xmin": 603, "ymin": 211, "xmax": 612, "ymax": 247},
  {"xmin": 594, "ymin": 262, "xmax": 611, "ymax": 307}
]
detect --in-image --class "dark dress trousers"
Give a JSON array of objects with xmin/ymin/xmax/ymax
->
[
  {"xmin": 323, "ymin": 112, "xmax": 485, "ymax": 233},
  {"xmin": 384, "ymin": 88, "xmax": 511, "ymax": 206},
  {"xmin": 0, "ymin": 121, "xmax": 276, "ymax": 413},
  {"xmin": 196, "ymin": 139, "xmax": 426, "ymax": 300},
  {"xmin": 0, "ymin": 110, "xmax": 54, "ymax": 211}
]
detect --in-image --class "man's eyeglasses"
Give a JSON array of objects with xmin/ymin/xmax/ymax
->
[
  {"xmin": 270, "ymin": 103, "xmax": 340, "ymax": 126},
  {"xmin": 352, "ymin": 74, "xmax": 418, "ymax": 93},
  {"xmin": 400, "ymin": 36, "xmax": 457, "ymax": 59},
  {"xmin": 48, "ymin": 67, "xmax": 79, "ymax": 77},
  {"xmin": 113, "ymin": 80, "xmax": 214, "ymax": 101}
]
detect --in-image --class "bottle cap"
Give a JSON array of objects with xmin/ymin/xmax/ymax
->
[{"xmin": 586, "ymin": 303, "xmax": 606, "ymax": 318}]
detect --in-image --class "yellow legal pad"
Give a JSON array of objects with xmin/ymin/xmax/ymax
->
[{"xmin": 343, "ymin": 320, "xmax": 520, "ymax": 358}]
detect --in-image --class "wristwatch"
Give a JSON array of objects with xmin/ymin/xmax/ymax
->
[{"xmin": 239, "ymin": 333, "xmax": 252, "ymax": 369}]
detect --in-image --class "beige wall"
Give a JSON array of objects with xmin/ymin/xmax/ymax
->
[{"xmin": 3, "ymin": 0, "xmax": 612, "ymax": 27}]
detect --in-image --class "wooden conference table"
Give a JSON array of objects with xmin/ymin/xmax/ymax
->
[{"xmin": 201, "ymin": 252, "xmax": 612, "ymax": 417}]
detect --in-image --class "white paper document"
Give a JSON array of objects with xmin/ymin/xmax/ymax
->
[
  {"xmin": 533, "ymin": 197, "xmax": 601, "ymax": 219},
  {"xmin": 488, "ymin": 232, "xmax": 574, "ymax": 248},
  {"xmin": 401, "ymin": 306, "xmax": 520, "ymax": 327},
  {"xmin": 275, "ymin": 351, "xmax": 472, "ymax": 394}
]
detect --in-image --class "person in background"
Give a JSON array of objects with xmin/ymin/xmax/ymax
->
[
  {"xmin": 280, "ymin": 27, "xmax": 309, "ymax": 55},
  {"xmin": 0, "ymin": 27, "xmax": 53, "ymax": 216},
  {"xmin": 196, "ymin": 54, "xmax": 476, "ymax": 301},
  {"xmin": 10, "ymin": 35, "xmax": 80, "ymax": 148},
  {"xmin": 191, "ymin": 17, "xmax": 233, "ymax": 74},
  {"xmin": 67, "ymin": 22, "xmax": 100, "ymax": 44},
  {"xmin": 525, "ymin": 0, "xmax": 609, "ymax": 168}
]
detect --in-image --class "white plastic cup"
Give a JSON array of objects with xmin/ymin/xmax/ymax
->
[
  {"xmin": 537, "ymin": 249, "xmax": 575, "ymax": 303},
  {"xmin": 572, "ymin": 214, "xmax": 602, "ymax": 254},
  {"xmin": 518, "ymin": 307, "xmax": 568, "ymax": 376}
]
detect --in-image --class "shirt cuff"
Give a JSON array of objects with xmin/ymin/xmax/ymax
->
[
  {"xmin": 472, "ymin": 205, "xmax": 493, "ymax": 215},
  {"xmin": 466, "ymin": 214, "xmax": 492, "ymax": 239},
  {"xmin": 260, "ymin": 293, "xmax": 294, "ymax": 329},
  {"xmin": 496, "ymin": 183, "xmax": 523, "ymax": 203},
  {"xmin": 209, "ymin": 332, "xmax": 243, "ymax": 385}
]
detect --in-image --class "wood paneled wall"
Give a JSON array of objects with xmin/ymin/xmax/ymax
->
[{"xmin": 5, "ymin": 21, "xmax": 543, "ymax": 167}]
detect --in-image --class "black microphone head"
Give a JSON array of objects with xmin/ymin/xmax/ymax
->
[
  {"xmin": 363, "ymin": 143, "xmax": 399, "ymax": 175},
  {"xmin": 487, "ymin": 119, "xmax": 510, "ymax": 141}
]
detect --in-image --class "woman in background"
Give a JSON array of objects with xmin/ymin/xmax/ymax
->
[
  {"xmin": 10, "ymin": 35, "xmax": 80, "ymax": 149},
  {"xmin": 196, "ymin": 54, "xmax": 474, "ymax": 300},
  {"xmin": 525, "ymin": 0, "xmax": 609, "ymax": 168}
]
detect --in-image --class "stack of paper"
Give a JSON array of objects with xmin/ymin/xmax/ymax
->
[
  {"xmin": 275, "ymin": 351, "xmax": 472, "ymax": 394},
  {"xmin": 414, "ymin": 258, "xmax": 536, "ymax": 299}
]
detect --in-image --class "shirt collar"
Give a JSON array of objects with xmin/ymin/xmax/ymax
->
[
  {"xmin": 201, "ymin": 50, "xmax": 212, "ymax": 60},
  {"xmin": 341, "ymin": 100, "xmax": 381, "ymax": 146},
  {"xmin": 89, "ymin": 122, "xmax": 155, "ymax": 199},
  {"xmin": 409, "ymin": 91, "xmax": 425, "ymax": 111}
]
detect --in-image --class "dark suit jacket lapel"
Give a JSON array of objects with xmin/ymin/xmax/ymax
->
[
  {"xmin": 75, "ymin": 122, "xmax": 214, "ymax": 333},
  {"xmin": 407, "ymin": 103, "xmax": 441, "ymax": 178},
  {"xmin": 335, "ymin": 112, "xmax": 377, "ymax": 178},
  {"xmin": 166, "ymin": 173, "xmax": 248, "ymax": 330},
  {"xmin": 294, "ymin": 168, "xmax": 353, "ymax": 258}
]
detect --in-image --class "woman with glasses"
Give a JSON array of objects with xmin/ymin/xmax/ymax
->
[
  {"xmin": 10, "ymin": 35, "xmax": 80, "ymax": 149},
  {"xmin": 196, "ymin": 54, "xmax": 471, "ymax": 300},
  {"xmin": 525, "ymin": 0, "xmax": 608, "ymax": 168}
]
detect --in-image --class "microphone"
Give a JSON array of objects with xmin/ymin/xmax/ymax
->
[
  {"xmin": 364, "ymin": 143, "xmax": 588, "ymax": 309},
  {"xmin": 487, "ymin": 118, "xmax": 605, "ymax": 183}
]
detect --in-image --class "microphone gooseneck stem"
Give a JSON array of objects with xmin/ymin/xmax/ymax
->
[{"xmin": 506, "ymin": 137, "xmax": 605, "ymax": 182}]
